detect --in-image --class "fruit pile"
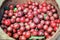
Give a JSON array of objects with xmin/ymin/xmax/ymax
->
[{"xmin": 1, "ymin": 1, "xmax": 60, "ymax": 40}]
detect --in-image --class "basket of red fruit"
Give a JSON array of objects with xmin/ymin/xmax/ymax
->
[{"xmin": 0, "ymin": 0, "xmax": 60, "ymax": 40}]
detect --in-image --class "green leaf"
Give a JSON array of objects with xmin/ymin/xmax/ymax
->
[
  {"xmin": 44, "ymin": 14, "xmax": 47, "ymax": 20},
  {"xmin": 4, "ymin": 6, "xmax": 9, "ymax": 10},
  {"xmin": 29, "ymin": 36, "xmax": 45, "ymax": 40},
  {"xmin": 14, "ymin": 8, "xmax": 17, "ymax": 12}
]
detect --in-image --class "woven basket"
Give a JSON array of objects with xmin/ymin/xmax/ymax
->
[{"xmin": 0, "ymin": 0, "xmax": 60, "ymax": 40}]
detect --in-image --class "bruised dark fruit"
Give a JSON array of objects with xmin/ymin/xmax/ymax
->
[{"xmin": 1, "ymin": 1, "xmax": 60, "ymax": 40}]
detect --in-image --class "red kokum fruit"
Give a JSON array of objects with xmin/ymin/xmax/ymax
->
[
  {"xmin": 46, "ymin": 35, "xmax": 51, "ymax": 38},
  {"xmin": 32, "ymin": 30, "xmax": 38, "ymax": 36},
  {"xmin": 23, "ymin": 8, "xmax": 28, "ymax": 14},
  {"xmin": 41, "ymin": 13, "xmax": 45, "ymax": 16},
  {"xmin": 39, "ymin": 5, "xmax": 43, "ymax": 9},
  {"xmin": 7, "ymin": 32, "xmax": 11, "ymax": 37},
  {"xmin": 33, "ymin": 16, "xmax": 40, "ymax": 24},
  {"xmin": 30, "ymin": 29, "xmax": 35, "ymax": 33},
  {"xmin": 25, "ymin": 18, "xmax": 29, "ymax": 23},
  {"xmin": 42, "ymin": 2, "xmax": 47, "ymax": 7},
  {"xmin": 38, "ymin": 14, "xmax": 43, "ymax": 19},
  {"xmin": 44, "ymin": 31, "xmax": 49, "ymax": 37},
  {"xmin": 7, "ymin": 27, "xmax": 12, "ymax": 31},
  {"xmin": 33, "ymin": 10, "xmax": 38, "ymax": 15},
  {"xmin": 47, "ymin": 11, "xmax": 53, "ymax": 17},
  {"xmin": 45, "ymin": 16, "xmax": 50, "ymax": 20},
  {"xmin": 51, "ymin": 31, "xmax": 55, "ymax": 35},
  {"xmin": 35, "ymin": 2, "xmax": 38, "ymax": 6},
  {"xmin": 13, "ymin": 23, "xmax": 20, "ymax": 29},
  {"xmin": 11, "ymin": 16, "xmax": 16, "ymax": 19},
  {"xmin": 50, "ymin": 16, "xmax": 55, "ymax": 21},
  {"xmin": 28, "ymin": 1, "xmax": 32, "ymax": 5},
  {"xmin": 16, "ymin": 4, "xmax": 20, "ymax": 8},
  {"xmin": 51, "ymin": 8, "xmax": 56, "ymax": 13},
  {"xmin": 9, "ymin": 10, "xmax": 13, "ymax": 13},
  {"xmin": 47, "ymin": 26, "xmax": 53, "ymax": 33},
  {"xmin": 3, "ymin": 14, "xmax": 8, "ymax": 18},
  {"xmin": 27, "ymin": 13, "xmax": 34, "ymax": 19},
  {"xmin": 53, "ymin": 13, "xmax": 58, "ymax": 19},
  {"xmin": 18, "ymin": 7, "xmax": 22, "ymax": 11},
  {"xmin": 20, "ymin": 26, "xmax": 25, "ymax": 32},
  {"xmin": 32, "ymin": 5, "xmax": 35, "ymax": 9},
  {"xmin": 19, "ymin": 36, "xmax": 26, "ymax": 40},
  {"xmin": 8, "ymin": 12, "xmax": 13, "ymax": 17},
  {"xmin": 10, "ymin": 24, "xmax": 14, "ymax": 28},
  {"xmin": 37, "ymin": 9, "xmax": 41, "ymax": 13},
  {"xmin": 19, "ymin": 22, "xmax": 24, "ymax": 27},
  {"xmin": 17, "ymin": 30, "xmax": 22, "ymax": 35},
  {"xmin": 40, "ymin": 20, "xmax": 45, "ymax": 25},
  {"xmin": 4, "ymin": 19, "xmax": 11, "ymax": 26},
  {"xmin": 13, "ymin": 33, "xmax": 19, "ymax": 38},
  {"xmin": 54, "ymin": 26, "xmax": 58, "ymax": 31},
  {"xmin": 18, "ymin": 11, "xmax": 23, "ymax": 17},
  {"xmin": 30, "ymin": 22, "xmax": 36, "ymax": 29},
  {"xmin": 45, "ymin": 21, "xmax": 50, "ymax": 25},
  {"xmin": 20, "ymin": 17, "xmax": 25, "ymax": 22},
  {"xmin": 23, "ymin": 32, "xmax": 26, "ymax": 36},
  {"xmin": 43, "ymin": 25, "xmax": 48, "ymax": 30},
  {"xmin": 29, "ymin": 5, "xmax": 32, "ymax": 9},
  {"xmin": 32, "ymin": 2, "xmax": 36, "ymax": 6},
  {"xmin": 25, "ymin": 25, "xmax": 30, "ymax": 30},
  {"xmin": 9, "ymin": 4, "xmax": 14, "ymax": 9},
  {"xmin": 25, "ymin": 31, "xmax": 31, "ymax": 38},
  {"xmin": 37, "ymin": 24, "xmax": 43, "ymax": 29},
  {"xmin": 51, "ymin": 5, "xmax": 54, "ymax": 9},
  {"xmin": 10, "ymin": 18, "xmax": 15, "ymax": 23},
  {"xmin": 47, "ymin": 4, "xmax": 51, "ymax": 10},
  {"xmin": 38, "ymin": 30, "xmax": 44, "ymax": 36},
  {"xmin": 42, "ymin": 7, "xmax": 47, "ymax": 12},
  {"xmin": 51, "ymin": 22, "xmax": 57, "ymax": 28},
  {"xmin": 33, "ymin": 7, "xmax": 37, "ymax": 11},
  {"xmin": 24, "ymin": 3, "xmax": 28, "ymax": 7},
  {"xmin": 16, "ymin": 17, "xmax": 20, "ymax": 22},
  {"xmin": 13, "ymin": 29, "xmax": 17, "ymax": 33},
  {"xmin": 5, "ymin": 10, "xmax": 8, "ymax": 14},
  {"xmin": 55, "ymin": 19, "xmax": 60, "ymax": 23}
]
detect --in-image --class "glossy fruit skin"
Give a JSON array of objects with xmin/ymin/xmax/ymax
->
[
  {"xmin": 37, "ymin": 24, "xmax": 43, "ymax": 29},
  {"xmin": 13, "ymin": 23, "xmax": 20, "ymax": 29},
  {"xmin": 30, "ymin": 23, "xmax": 36, "ymax": 29},
  {"xmin": 4, "ymin": 19, "xmax": 11, "ymax": 26},
  {"xmin": 33, "ymin": 17, "xmax": 40, "ymax": 24},
  {"xmin": 13, "ymin": 33, "xmax": 19, "ymax": 38},
  {"xmin": 25, "ymin": 25, "xmax": 30, "ymax": 30},
  {"xmin": 38, "ymin": 30, "xmax": 44, "ymax": 36},
  {"xmin": 54, "ymin": 26, "xmax": 58, "ymax": 31},
  {"xmin": 11, "ymin": 18, "xmax": 15, "ymax": 23},
  {"xmin": 20, "ymin": 27, "xmax": 25, "ymax": 32},
  {"xmin": 32, "ymin": 30, "xmax": 38, "ymax": 36},
  {"xmin": 47, "ymin": 26, "xmax": 53, "ymax": 33},
  {"xmin": 16, "ymin": 18, "xmax": 20, "ymax": 22},
  {"xmin": 20, "ymin": 17, "xmax": 25, "ymax": 22},
  {"xmin": 5, "ymin": 10, "xmax": 8, "ymax": 14},
  {"xmin": 44, "ymin": 31, "xmax": 49, "ymax": 37},
  {"xmin": 43, "ymin": 25, "xmax": 48, "ymax": 30},
  {"xmin": 25, "ymin": 31, "xmax": 31, "ymax": 38},
  {"xmin": 7, "ymin": 27, "xmax": 12, "ymax": 32},
  {"xmin": 9, "ymin": 4, "xmax": 14, "ymax": 9},
  {"xmin": 1, "ymin": 1, "xmax": 59, "ymax": 40},
  {"xmin": 19, "ymin": 36, "xmax": 26, "ymax": 40},
  {"xmin": 17, "ymin": 30, "xmax": 22, "ymax": 35}
]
